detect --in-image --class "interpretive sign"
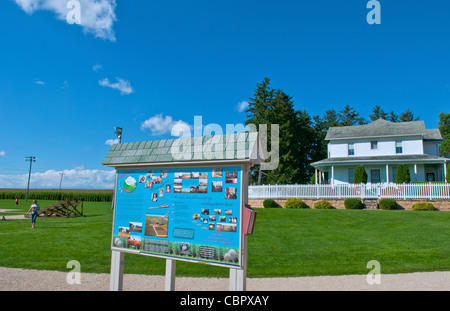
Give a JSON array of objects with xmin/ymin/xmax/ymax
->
[{"xmin": 111, "ymin": 165, "xmax": 243, "ymax": 267}]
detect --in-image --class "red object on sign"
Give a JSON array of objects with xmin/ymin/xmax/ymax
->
[{"xmin": 242, "ymin": 204, "xmax": 257, "ymax": 235}]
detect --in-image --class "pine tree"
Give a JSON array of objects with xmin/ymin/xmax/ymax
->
[
  {"xmin": 438, "ymin": 111, "xmax": 450, "ymax": 158},
  {"xmin": 388, "ymin": 111, "xmax": 399, "ymax": 122},
  {"xmin": 245, "ymin": 78, "xmax": 275, "ymax": 184},
  {"xmin": 338, "ymin": 105, "xmax": 365, "ymax": 126},
  {"xmin": 245, "ymin": 78, "xmax": 312, "ymax": 184},
  {"xmin": 369, "ymin": 106, "xmax": 388, "ymax": 121},
  {"xmin": 399, "ymin": 109, "xmax": 420, "ymax": 122}
]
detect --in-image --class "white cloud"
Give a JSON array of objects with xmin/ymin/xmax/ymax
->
[
  {"xmin": 99, "ymin": 77, "xmax": 134, "ymax": 95},
  {"xmin": 141, "ymin": 114, "xmax": 191, "ymax": 137},
  {"xmin": 14, "ymin": 0, "xmax": 117, "ymax": 41},
  {"xmin": 92, "ymin": 63, "xmax": 102, "ymax": 71},
  {"xmin": 0, "ymin": 151, "xmax": 6, "ymax": 156},
  {"xmin": 35, "ymin": 79, "xmax": 45, "ymax": 85},
  {"xmin": 61, "ymin": 80, "xmax": 70, "ymax": 89},
  {"xmin": 105, "ymin": 138, "xmax": 119, "ymax": 146},
  {"xmin": 0, "ymin": 168, "xmax": 115, "ymax": 189},
  {"xmin": 236, "ymin": 101, "xmax": 249, "ymax": 113}
]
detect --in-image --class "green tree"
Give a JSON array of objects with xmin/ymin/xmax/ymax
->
[
  {"xmin": 399, "ymin": 109, "xmax": 420, "ymax": 122},
  {"xmin": 396, "ymin": 164, "xmax": 411, "ymax": 183},
  {"xmin": 245, "ymin": 78, "xmax": 275, "ymax": 184},
  {"xmin": 245, "ymin": 78, "xmax": 312, "ymax": 184},
  {"xmin": 369, "ymin": 106, "xmax": 388, "ymax": 121},
  {"xmin": 338, "ymin": 105, "xmax": 367, "ymax": 126},
  {"xmin": 353, "ymin": 166, "xmax": 368, "ymax": 184},
  {"xmin": 387, "ymin": 111, "xmax": 399, "ymax": 122},
  {"xmin": 438, "ymin": 111, "xmax": 450, "ymax": 158}
]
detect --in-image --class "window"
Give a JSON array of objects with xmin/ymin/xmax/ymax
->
[
  {"xmin": 371, "ymin": 169, "xmax": 381, "ymax": 183},
  {"xmin": 392, "ymin": 167, "xmax": 397, "ymax": 183},
  {"xmin": 396, "ymin": 141, "xmax": 403, "ymax": 154},
  {"xmin": 348, "ymin": 143, "xmax": 355, "ymax": 156},
  {"xmin": 348, "ymin": 168, "xmax": 355, "ymax": 184},
  {"xmin": 371, "ymin": 141, "xmax": 378, "ymax": 150}
]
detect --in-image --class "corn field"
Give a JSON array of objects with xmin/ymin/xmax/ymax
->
[{"xmin": 0, "ymin": 191, "xmax": 113, "ymax": 202}]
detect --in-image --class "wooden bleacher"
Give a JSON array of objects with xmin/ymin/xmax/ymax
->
[{"xmin": 25, "ymin": 199, "xmax": 84, "ymax": 218}]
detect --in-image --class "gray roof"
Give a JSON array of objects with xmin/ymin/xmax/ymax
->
[
  {"xmin": 325, "ymin": 119, "xmax": 442, "ymax": 141},
  {"xmin": 102, "ymin": 132, "xmax": 263, "ymax": 167},
  {"xmin": 312, "ymin": 154, "xmax": 449, "ymax": 167}
]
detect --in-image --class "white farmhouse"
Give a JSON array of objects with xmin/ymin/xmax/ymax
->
[{"xmin": 311, "ymin": 119, "xmax": 449, "ymax": 185}]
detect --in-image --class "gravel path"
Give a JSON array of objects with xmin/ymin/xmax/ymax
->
[{"xmin": 1, "ymin": 267, "xmax": 448, "ymax": 291}]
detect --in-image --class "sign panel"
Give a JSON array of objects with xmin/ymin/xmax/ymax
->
[{"xmin": 112, "ymin": 165, "xmax": 242, "ymax": 267}]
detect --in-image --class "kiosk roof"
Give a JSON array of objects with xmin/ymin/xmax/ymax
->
[{"xmin": 102, "ymin": 132, "xmax": 263, "ymax": 167}]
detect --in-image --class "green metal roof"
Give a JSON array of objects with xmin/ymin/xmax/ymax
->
[{"xmin": 102, "ymin": 132, "xmax": 262, "ymax": 167}]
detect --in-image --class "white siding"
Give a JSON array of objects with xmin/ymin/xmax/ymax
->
[{"xmin": 328, "ymin": 136, "xmax": 424, "ymax": 158}]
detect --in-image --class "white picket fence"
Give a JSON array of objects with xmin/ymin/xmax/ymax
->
[{"xmin": 248, "ymin": 183, "xmax": 450, "ymax": 200}]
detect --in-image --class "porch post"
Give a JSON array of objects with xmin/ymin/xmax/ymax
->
[
  {"xmin": 414, "ymin": 164, "xmax": 418, "ymax": 182},
  {"xmin": 386, "ymin": 164, "xmax": 389, "ymax": 184},
  {"xmin": 445, "ymin": 161, "xmax": 447, "ymax": 183},
  {"xmin": 331, "ymin": 165, "xmax": 335, "ymax": 186},
  {"xmin": 315, "ymin": 168, "xmax": 318, "ymax": 185}
]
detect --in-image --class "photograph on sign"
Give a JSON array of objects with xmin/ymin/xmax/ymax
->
[{"xmin": 112, "ymin": 166, "xmax": 242, "ymax": 267}]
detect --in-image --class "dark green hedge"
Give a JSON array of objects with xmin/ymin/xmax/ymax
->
[
  {"xmin": 314, "ymin": 200, "xmax": 333, "ymax": 209},
  {"xmin": 412, "ymin": 202, "xmax": 435, "ymax": 211},
  {"xmin": 354, "ymin": 166, "xmax": 368, "ymax": 184},
  {"xmin": 344, "ymin": 198, "xmax": 364, "ymax": 209},
  {"xmin": 263, "ymin": 199, "xmax": 280, "ymax": 208},
  {"xmin": 285, "ymin": 198, "xmax": 307, "ymax": 209},
  {"xmin": 379, "ymin": 198, "xmax": 397, "ymax": 210},
  {"xmin": 396, "ymin": 164, "xmax": 411, "ymax": 183}
]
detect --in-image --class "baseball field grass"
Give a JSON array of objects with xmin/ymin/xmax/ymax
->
[{"xmin": 0, "ymin": 199, "xmax": 449, "ymax": 278}]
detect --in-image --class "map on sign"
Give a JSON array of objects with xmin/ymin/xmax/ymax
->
[{"xmin": 112, "ymin": 166, "xmax": 242, "ymax": 267}]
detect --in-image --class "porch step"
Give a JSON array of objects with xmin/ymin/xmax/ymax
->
[{"xmin": 363, "ymin": 199, "xmax": 378, "ymax": 210}]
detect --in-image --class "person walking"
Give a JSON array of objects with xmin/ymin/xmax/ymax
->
[{"xmin": 27, "ymin": 200, "xmax": 40, "ymax": 229}]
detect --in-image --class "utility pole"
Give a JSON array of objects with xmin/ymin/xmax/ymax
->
[
  {"xmin": 25, "ymin": 156, "xmax": 36, "ymax": 202},
  {"xmin": 114, "ymin": 127, "xmax": 123, "ymax": 144},
  {"xmin": 59, "ymin": 170, "xmax": 65, "ymax": 191}
]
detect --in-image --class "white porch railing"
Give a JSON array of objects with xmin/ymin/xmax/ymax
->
[{"xmin": 248, "ymin": 183, "xmax": 450, "ymax": 200}]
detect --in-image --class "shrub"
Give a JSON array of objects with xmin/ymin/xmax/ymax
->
[
  {"xmin": 354, "ymin": 166, "xmax": 368, "ymax": 184},
  {"xmin": 311, "ymin": 173, "xmax": 316, "ymax": 185},
  {"xmin": 412, "ymin": 202, "xmax": 435, "ymax": 211},
  {"xmin": 285, "ymin": 198, "xmax": 307, "ymax": 209},
  {"xmin": 344, "ymin": 198, "xmax": 364, "ymax": 209},
  {"xmin": 379, "ymin": 198, "xmax": 397, "ymax": 210},
  {"xmin": 314, "ymin": 200, "xmax": 333, "ymax": 209},
  {"xmin": 396, "ymin": 164, "xmax": 411, "ymax": 183},
  {"xmin": 447, "ymin": 165, "xmax": 450, "ymax": 183},
  {"xmin": 263, "ymin": 199, "xmax": 279, "ymax": 208}
]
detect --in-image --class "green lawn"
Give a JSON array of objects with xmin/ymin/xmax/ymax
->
[{"xmin": 0, "ymin": 199, "xmax": 449, "ymax": 278}]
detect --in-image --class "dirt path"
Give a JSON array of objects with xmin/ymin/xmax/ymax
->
[{"xmin": 0, "ymin": 267, "xmax": 448, "ymax": 291}]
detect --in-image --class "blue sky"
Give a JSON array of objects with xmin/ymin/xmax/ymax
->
[{"xmin": 0, "ymin": 0, "xmax": 449, "ymax": 189}]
